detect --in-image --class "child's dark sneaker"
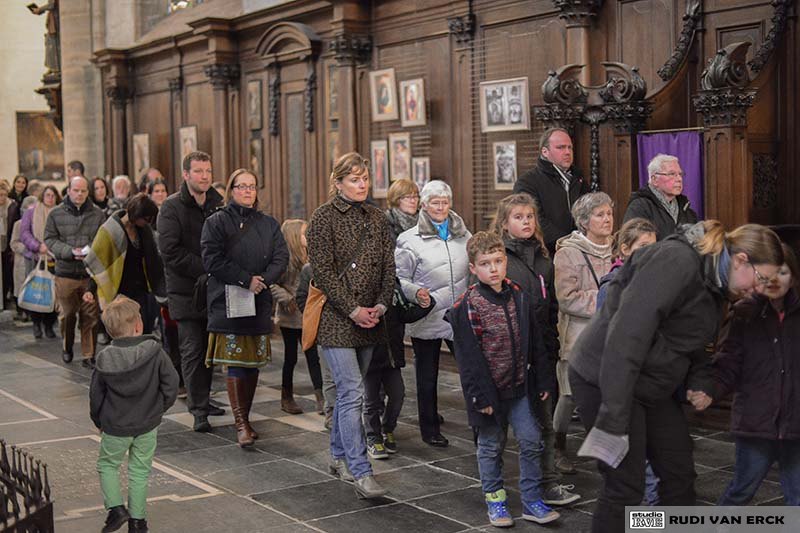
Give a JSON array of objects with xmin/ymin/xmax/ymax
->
[
  {"xmin": 102, "ymin": 505, "xmax": 130, "ymax": 533},
  {"xmin": 521, "ymin": 499, "xmax": 560, "ymax": 524},
  {"xmin": 382, "ymin": 432, "xmax": 397, "ymax": 454},
  {"xmin": 485, "ymin": 489, "xmax": 514, "ymax": 528},
  {"xmin": 367, "ymin": 437, "xmax": 389, "ymax": 460},
  {"xmin": 543, "ymin": 483, "xmax": 580, "ymax": 505}
]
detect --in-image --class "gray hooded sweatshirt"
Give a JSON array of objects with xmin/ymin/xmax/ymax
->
[{"xmin": 89, "ymin": 335, "xmax": 179, "ymax": 437}]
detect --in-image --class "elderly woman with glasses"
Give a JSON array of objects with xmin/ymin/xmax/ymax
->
[{"xmin": 395, "ymin": 180, "xmax": 471, "ymax": 448}]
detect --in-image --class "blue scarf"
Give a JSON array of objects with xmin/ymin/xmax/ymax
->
[
  {"xmin": 717, "ymin": 246, "xmax": 731, "ymax": 291},
  {"xmin": 434, "ymin": 218, "xmax": 449, "ymax": 241}
]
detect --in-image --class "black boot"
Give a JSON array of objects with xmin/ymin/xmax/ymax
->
[
  {"xmin": 102, "ymin": 505, "xmax": 129, "ymax": 533},
  {"xmin": 32, "ymin": 322, "xmax": 43, "ymax": 339},
  {"xmin": 44, "ymin": 320, "xmax": 56, "ymax": 338},
  {"xmin": 128, "ymin": 518, "xmax": 148, "ymax": 532}
]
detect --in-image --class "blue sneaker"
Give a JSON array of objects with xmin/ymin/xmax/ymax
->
[
  {"xmin": 522, "ymin": 499, "xmax": 560, "ymax": 524},
  {"xmin": 485, "ymin": 489, "xmax": 514, "ymax": 528}
]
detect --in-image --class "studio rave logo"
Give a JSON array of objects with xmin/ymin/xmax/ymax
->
[{"xmin": 630, "ymin": 510, "xmax": 665, "ymax": 529}]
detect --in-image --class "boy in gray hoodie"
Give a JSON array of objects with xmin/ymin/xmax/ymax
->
[{"xmin": 90, "ymin": 296, "xmax": 179, "ymax": 533}]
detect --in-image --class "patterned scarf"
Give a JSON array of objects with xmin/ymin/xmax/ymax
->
[{"xmin": 648, "ymin": 183, "xmax": 679, "ymax": 223}]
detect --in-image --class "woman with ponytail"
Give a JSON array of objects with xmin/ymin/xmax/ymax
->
[{"xmin": 567, "ymin": 220, "xmax": 784, "ymax": 533}]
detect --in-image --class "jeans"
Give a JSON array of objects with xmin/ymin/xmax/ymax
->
[
  {"xmin": 569, "ymin": 366, "xmax": 696, "ymax": 533},
  {"xmin": 411, "ymin": 337, "xmax": 453, "ymax": 439},
  {"xmin": 477, "ymin": 395, "xmax": 545, "ymax": 502},
  {"xmin": 532, "ymin": 394, "xmax": 560, "ymax": 487},
  {"xmin": 97, "ymin": 429, "xmax": 158, "ymax": 519},
  {"xmin": 176, "ymin": 319, "xmax": 212, "ymax": 417},
  {"xmin": 280, "ymin": 327, "xmax": 323, "ymax": 390},
  {"xmin": 363, "ymin": 365, "xmax": 405, "ymax": 439},
  {"xmin": 320, "ymin": 354, "xmax": 336, "ymax": 412},
  {"xmin": 321, "ymin": 345, "xmax": 374, "ymax": 480},
  {"xmin": 718, "ymin": 437, "xmax": 800, "ymax": 506}
]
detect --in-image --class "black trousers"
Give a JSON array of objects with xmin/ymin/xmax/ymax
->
[
  {"xmin": 411, "ymin": 337, "xmax": 453, "ymax": 439},
  {"xmin": 159, "ymin": 311, "xmax": 183, "ymax": 387},
  {"xmin": 177, "ymin": 319, "xmax": 213, "ymax": 417},
  {"xmin": 280, "ymin": 327, "xmax": 323, "ymax": 390},
  {"xmin": 363, "ymin": 360, "xmax": 405, "ymax": 439},
  {"xmin": 569, "ymin": 366, "xmax": 696, "ymax": 533}
]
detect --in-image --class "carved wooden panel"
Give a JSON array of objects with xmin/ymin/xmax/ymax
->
[
  {"xmin": 615, "ymin": 0, "xmax": 675, "ymax": 95},
  {"xmin": 130, "ymin": 92, "xmax": 171, "ymax": 179},
  {"xmin": 184, "ymin": 83, "xmax": 215, "ymax": 169}
]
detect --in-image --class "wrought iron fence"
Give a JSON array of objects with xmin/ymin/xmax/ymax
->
[{"xmin": 0, "ymin": 439, "xmax": 53, "ymax": 532}]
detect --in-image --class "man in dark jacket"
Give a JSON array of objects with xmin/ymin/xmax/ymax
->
[
  {"xmin": 623, "ymin": 154, "xmax": 699, "ymax": 240},
  {"xmin": 44, "ymin": 175, "xmax": 105, "ymax": 366},
  {"xmin": 157, "ymin": 151, "xmax": 224, "ymax": 432},
  {"xmin": 513, "ymin": 128, "xmax": 589, "ymax": 255}
]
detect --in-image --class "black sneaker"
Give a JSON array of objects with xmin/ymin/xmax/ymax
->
[
  {"xmin": 81, "ymin": 358, "xmax": 96, "ymax": 369},
  {"xmin": 367, "ymin": 438, "xmax": 389, "ymax": 460},
  {"xmin": 32, "ymin": 322, "xmax": 43, "ymax": 339},
  {"xmin": 102, "ymin": 505, "xmax": 129, "ymax": 533},
  {"xmin": 128, "ymin": 518, "xmax": 149, "ymax": 532},
  {"xmin": 193, "ymin": 415, "xmax": 211, "ymax": 432},
  {"xmin": 382, "ymin": 432, "xmax": 398, "ymax": 454},
  {"xmin": 62, "ymin": 348, "xmax": 74, "ymax": 363},
  {"xmin": 44, "ymin": 324, "xmax": 56, "ymax": 338}
]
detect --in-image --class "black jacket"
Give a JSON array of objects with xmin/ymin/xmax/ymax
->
[
  {"xmin": 713, "ymin": 290, "xmax": 800, "ymax": 441},
  {"xmin": 623, "ymin": 187, "xmax": 699, "ymax": 241},
  {"xmin": 445, "ymin": 281, "xmax": 556, "ymax": 428},
  {"xmin": 200, "ymin": 202, "xmax": 289, "ymax": 336},
  {"xmin": 570, "ymin": 234, "xmax": 726, "ymax": 435},
  {"xmin": 89, "ymin": 336, "xmax": 179, "ymax": 437},
  {"xmin": 503, "ymin": 236, "xmax": 560, "ymax": 361},
  {"xmin": 513, "ymin": 157, "xmax": 588, "ymax": 255},
  {"xmin": 157, "ymin": 182, "xmax": 223, "ymax": 320}
]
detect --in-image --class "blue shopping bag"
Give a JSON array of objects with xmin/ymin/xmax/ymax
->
[{"xmin": 18, "ymin": 256, "xmax": 56, "ymax": 313}]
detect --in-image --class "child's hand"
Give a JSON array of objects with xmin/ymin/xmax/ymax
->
[
  {"xmin": 686, "ymin": 390, "xmax": 712, "ymax": 411},
  {"xmin": 416, "ymin": 288, "xmax": 431, "ymax": 308},
  {"xmin": 539, "ymin": 391, "xmax": 549, "ymax": 400},
  {"xmin": 478, "ymin": 406, "xmax": 493, "ymax": 415}
]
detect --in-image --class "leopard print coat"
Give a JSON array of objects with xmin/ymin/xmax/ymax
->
[{"xmin": 307, "ymin": 195, "xmax": 395, "ymax": 348}]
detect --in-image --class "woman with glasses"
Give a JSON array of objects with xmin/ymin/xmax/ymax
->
[
  {"xmin": 623, "ymin": 154, "xmax": 699, "ymax": 240},
  {"xmin": 395, "ymin": 180, "xmax": 471, "ymax": 448},
  {"xmin": 567, "ymin": 220, "xmax": 784, "ymax": 533},
  {"xmin": 85, "ymin": 193, "xmax": 165, "ymax": 334},
  {"xmin": 384, "ymin": 179, "xmax": 420, "ymax": 242},
  {"xmin": 200, "ymin": 169, "xmax": 289, "ymax": 447}
]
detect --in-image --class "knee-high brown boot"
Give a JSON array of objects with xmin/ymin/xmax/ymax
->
[
  {"xmin": 226, "ymin": 377, "xmax": 254, "ymax": 448},
  {"xmin": 243, "ymin": 372, "xmax": 259, "ymax": 440}
]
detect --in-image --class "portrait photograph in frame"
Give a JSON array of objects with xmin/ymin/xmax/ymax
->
[
  {"xmin": 388, "ymin": 132, "xmax": 411, "ymax": 181},
  {"xmin": 479, "ymin": 77, "xmax": 530, "ymax": 133},
  {"xmin": 370, "ymin": 140, "xmax": 389, "ymax": 198},
  {"xmin": 412, "ymin": 157, "xmax": 430, "ymax": 191},
  {"xmin": 132, "ymin": 133, "xmax": 149, "ymax": 180},
  {"xmin": 179, "ymin": 126, "xmax": 197, "ymax": 163},
  {"xmin": 249, "ymin": 137, "xmax": 263, "ymax": 184},
  {"xmin": 493, "ymin": 141, "xmax": 517, "ymax": 190},
  {"xmin": 400, "ymin": 78, "xmax": 426, "ymax": 127},
  {"xmin": 247, "ymin": 79, "xmax": 262, "ymax": 131},
  {"xmin": 369, "ymin": 68, "xmax": 399, "ymax": 122}
]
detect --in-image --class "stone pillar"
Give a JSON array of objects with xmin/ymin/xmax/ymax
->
[
  {"xmin": 553, "ymin": 0, "xmax": 603, "ymax": 85},
  {"xmin": 204, "ymin": 63, "xmax": 240, "ymax": 182},
  {"xmin": 61, "ymin": 0, "xmax": 105, "ymax": 176}
]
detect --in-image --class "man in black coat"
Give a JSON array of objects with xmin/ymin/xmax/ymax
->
[
  {"xmin": 513, "ymin": 128, "xmax": 589, "ymax": 255},
  {"xmin": 623, "ymin": 154, "xmax": 699, "ymax": 240},
  {"xmin": 157, "ymin": 151, "xmax": 224, "ymax": 432}
]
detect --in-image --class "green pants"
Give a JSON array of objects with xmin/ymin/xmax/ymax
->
[{"xmin": 96, "ymin": 429, "xmax": 158, "ymax": 519}]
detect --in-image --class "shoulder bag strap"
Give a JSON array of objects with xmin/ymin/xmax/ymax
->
[{"xmin": 581, "ymin": 251, "xmax": 601, "ymax": 289}]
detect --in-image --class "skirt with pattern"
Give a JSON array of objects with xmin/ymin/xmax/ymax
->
[{"xmin": 205, "ymin": 333, "xmax": 271, "ymax": 368}]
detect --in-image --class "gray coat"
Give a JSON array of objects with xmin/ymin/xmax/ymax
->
[
  {"xmin": 43, "ymin": 197, "xmax": 105, "ymax": 279},
  {"xmin": 395, "ymin": 210, "xmax": 471, "ymax": 340}
]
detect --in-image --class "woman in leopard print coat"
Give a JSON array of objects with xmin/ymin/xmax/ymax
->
[{"xmin": 306, "ymin": 152, "xmax": 395, "ymax": 499}]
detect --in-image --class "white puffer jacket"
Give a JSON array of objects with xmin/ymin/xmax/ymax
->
[{"xmin": 395, "ymin": 210, "xmax": 471, "ymax": 340}]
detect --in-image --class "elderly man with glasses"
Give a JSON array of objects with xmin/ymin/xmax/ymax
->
[{"xmin": 623, "ymin": 154, "xmax": 699, "ymax": 240}]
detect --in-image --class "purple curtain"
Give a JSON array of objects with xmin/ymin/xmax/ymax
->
[{"xmin": 636, "ymin": 131, "xmax": 704, "ymax": 219}]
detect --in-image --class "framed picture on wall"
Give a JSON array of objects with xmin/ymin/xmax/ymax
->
[
  {"xmin": 132, "ymin": 133, "xmax": 149, "ymax": 179},
  {"xmin": 15, "ymin": 111, "xmax": 64, "ymax": 180},
  {"xmin": 412, "ymin": 157, "xmax": 430, "ymax": 191},
  {"xmin": 388, "ymin": 132, "xmax": 411, "ymax": 181},
  {"xmin": 326, "ymin": 62, "xmax": 339, "ymax": 120},
  {"xmin": 249, "ymin": 137, "xmax": 263, "ymax": 184},
  {"xmin": 370, "ymin": 140, "xmax": 389, "ymax": 198},
  {"xmin": 247, "ymin": 80, "xmax": 262, "ymax": 131},
  {"xmin": 479, "ymin": 77, "xmax": 530, "ymax": 133},
  {"xmin": 400, "ymin": 78, "xmax": 426, "ymax": 127},
  {"xmin": 179, "ymin": 126, "xmax": 197, "ymax": 164},
  {"xmin": 493, "ymin": 141, "xmax": 517, "ymax": 190},
  {"xmin": 369, "ymin": 68, "xmax": 399, "ymax": 122}
]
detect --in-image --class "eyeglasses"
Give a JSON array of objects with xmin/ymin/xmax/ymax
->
[
  {"xmin": 654, "ymin": 172, "xmax": 685, "ymax": 179},
  {"xmin": 233, "ymin": 184, "xmax": 257, "ymax": 191},
  {"xmin": 427, "ymin": 200, "xmax": 450, "ymax": 209},
  {"xmin": 749, "ymin": 262, "xmax": 775, "ymax": 287},
  {"xmin": 400, "ymin": 194, "xmax": 419, "ymax": 201}
]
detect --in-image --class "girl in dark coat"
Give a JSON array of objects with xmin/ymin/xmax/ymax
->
[
  {"xmin": 200, "ymin": 169, "xmax": 289, "ymax": 447},
  {"xmin": 713, "ymin": 243, "xmax": 800, "ymax": 505}
]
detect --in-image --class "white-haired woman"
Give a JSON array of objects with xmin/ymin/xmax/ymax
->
[
  {"xmin": 552, "ymin": 192, "xmax": 614, "ymax": 472},
  {"xmin": 395, "ymin": 180, "xmax": 471, "ymax": 447}
]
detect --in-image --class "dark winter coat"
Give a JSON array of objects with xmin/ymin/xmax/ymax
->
[
  {"xmin": 623, "ymin": 187, "xmax": 699, "ymax": 241},
  {"xmin": 307, "ymin": 195, "xmax": 395, "ymax": 348},
  {"xmin": 89, "ymin": 335, "xmax": 179, "ymax": 437},
  {"xmin": 445, "ymin": 280, "xmax": 556, "ymax": 428},
  {"xmin": 296, "ymin": 263, "xmax": 312, "ymax": 313},
  {"xmin": 570, "ymin": 233, "xmax": 726, "ymax": 435},
  {"xmin": 157, "ymin": 182, "xmax": 223, "ymax": 321},
  {"xmin": 201, "ymin": 202, "xmax": 289, "ymax": 336},
  {"xmin": 43, "ymin": 196, "xmax": 105, "ymax": 279},
  {"xmin": 503, "ymin": 236, "xmax": 560, "ymax": 361},
  {"xmin": 713, "ymin": 289, "xmax": 800, "ymax": 441},
  {"xmin": 513, "ymin": 157, "xmax": 589, "ymax": 254}
]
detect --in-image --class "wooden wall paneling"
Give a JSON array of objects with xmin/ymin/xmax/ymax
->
[
  {"xmin": 184, "ymin": 83, "xmax": 215, "ymax": 175},
  {"xmin": 451, "ymin": 28, "xmax": 475, "ymax": 230},
  {"xmin": 780, "ymin": 13, "xmax": 799, "ymax": 223},
  {"xmin": 704, "ymin": 127, "xmax": 752, "ymax": 227},
  {"xmin": 131, "ymin": 91, "xmax": 172, "ymax": 181},
  {"xmin": 266, "ymin": 68, "xmax": 281, "ymax": 217}
]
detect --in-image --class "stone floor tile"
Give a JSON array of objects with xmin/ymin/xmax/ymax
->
[
  {"xmin": 203, "ymin": 458, "xmax": 330, "ymax": 496},
  {"xmin": 310, "ymin": 502, "xmax": 467, "ymax": 533},
  {"xmin": 158, "ymin": 444, "xmax": 280, "ymax": 476}
]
